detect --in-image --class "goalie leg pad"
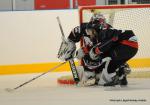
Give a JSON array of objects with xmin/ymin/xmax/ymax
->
[
  {"xmin": 96, "ymin": 57, "xmax": 117, "ymax": 85},
  {"xmin": 76, "ymin": 66, "xmax": 96, "ymax": 86}
]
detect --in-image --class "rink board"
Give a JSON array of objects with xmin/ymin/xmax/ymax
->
[{"xmin": 0, "ymin": 58, "xmax": 150, "ymax": 75}]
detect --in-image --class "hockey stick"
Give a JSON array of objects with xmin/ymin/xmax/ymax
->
[
  {"xmin": 56, "ymin": 16, "xmax": 80, "ymax": 83},
  {"xmin": 5, "ymin": 61, "xmax": 67, "ymax": 92}
]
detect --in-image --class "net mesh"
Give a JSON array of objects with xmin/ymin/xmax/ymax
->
[{"xmin": 79, "ymin": 5, "xmax": 150, "ymax": 78}]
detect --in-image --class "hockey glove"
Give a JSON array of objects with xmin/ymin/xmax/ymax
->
[
  {"xmin": 57, "ymin": 39, "xmax": 76, "ymax": 61},
  {"xmin": 89, "ymin": 46, "xmax": 102, "ymax": 60}
]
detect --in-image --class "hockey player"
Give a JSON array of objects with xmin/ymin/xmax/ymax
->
[{"xmin": 58, "ymin": 14, "xmax": 138, "ymax": 86}]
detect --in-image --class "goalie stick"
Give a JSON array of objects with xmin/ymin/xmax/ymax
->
[
  {"xmin": 56, "ymin": 16, "xmax": 80, "ymax": 83},
  {"xmin": 5, "ymin": 62, "xmax": 67, "ymax": 92}
]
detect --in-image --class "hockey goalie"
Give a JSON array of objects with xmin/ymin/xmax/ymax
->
[{"xmin": 58, "ymin": 14, "xmax": 138, "ymax": 87}]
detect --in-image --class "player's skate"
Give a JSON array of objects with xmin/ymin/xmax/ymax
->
[
  {"xmin": 104, "ymin": 63, "xmax": 131, "ymax": 86},
  {"xmin": 119, "ymin": 75, "xmax": 128, "ymax": 86},
  {"xmin": 123, "ymin": 63, "xmax": 131, "ymax": 75},
  {"xmin": 118, "ymin": 63, "xmax": 131, "ymax": 86},
  {"xmin": 103, "ymin": 75, "xmax": 120, "ymax": 86},
  {"xmin": 103, "ymin": 74, "xmax": 128, "ymax": 86}
]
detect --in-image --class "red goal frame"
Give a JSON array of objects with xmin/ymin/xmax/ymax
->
[
  {"xmin": 79, "ymin": 4, "xmax": 150, "ymax": 23},
  {"xmin": 78, "ymin": 4, "xmax": 150, "ymax": 65}
]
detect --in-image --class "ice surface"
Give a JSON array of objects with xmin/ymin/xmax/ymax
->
[{"xmin": 0, "ymin": 72, "xmax": 150, "ymax": 105}]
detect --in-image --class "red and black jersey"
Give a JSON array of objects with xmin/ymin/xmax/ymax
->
[
  {"xmin": 68, "ymin": 23, "xmax": 138, "ymax": 54},
  {"xmin": 68, "ymin": 23, "xmax": 138, "ymax": 70}
]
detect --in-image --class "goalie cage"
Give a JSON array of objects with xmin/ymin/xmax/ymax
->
[{"xmin": 57, "ymin": 4, "xmax": 150, "ymax": 85}]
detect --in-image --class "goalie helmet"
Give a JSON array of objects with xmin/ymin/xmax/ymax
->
[{"xmin": 86, "ymin": 14, "xmax": 108, "ymax": 30}]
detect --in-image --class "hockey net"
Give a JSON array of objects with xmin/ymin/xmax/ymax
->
[
  {"xmin": 57, "ymin": 4, "xmax": 150, "ymax": 85},
  {"xmin": 79, "ymin": 4, "xmax": 150, "ymax": 78}
]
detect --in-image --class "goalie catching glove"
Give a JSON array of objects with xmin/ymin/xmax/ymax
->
[{"xmin": 57, "ymin": 39, "xmax": 76, "ymax": 61}]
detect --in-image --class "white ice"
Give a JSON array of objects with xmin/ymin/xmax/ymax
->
[{"xmin": 0, "ymin": 71, "xmax": 150, "ymax": 105}]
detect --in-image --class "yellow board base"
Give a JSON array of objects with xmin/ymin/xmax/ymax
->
[{"xmin": 0, "ymin": 58, "xmax": 150, "ymax": 75}]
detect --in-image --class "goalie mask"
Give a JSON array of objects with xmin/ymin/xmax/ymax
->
[
  {"xmin": 57, "ymin": 39, "xmax": 76, "ymax": 61},
  {"xmin": 86, "ymin": 14, "xmax": 108, "ymax": 31}
]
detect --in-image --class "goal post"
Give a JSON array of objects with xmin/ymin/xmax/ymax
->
[{"xmin": 79, "ymin": 4, "xmax": 150, "ymax": 78}]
